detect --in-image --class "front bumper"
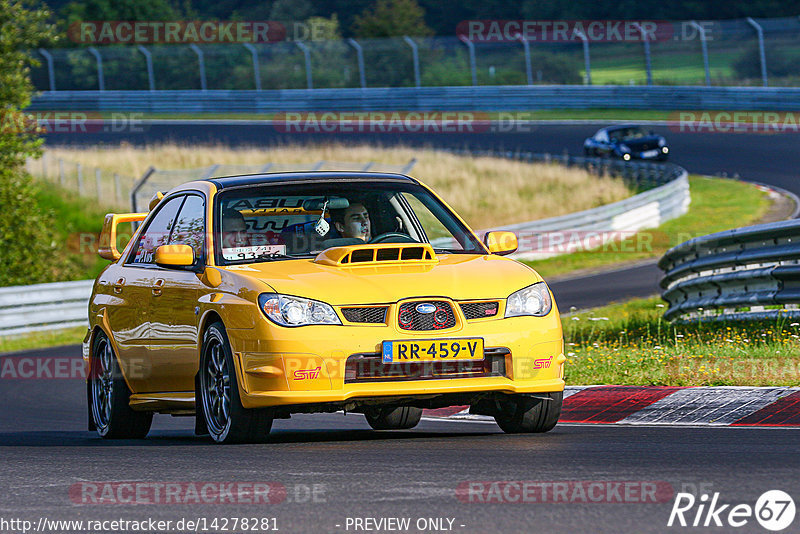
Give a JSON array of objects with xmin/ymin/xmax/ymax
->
[{"xmin": 226, "ymin": 309, "xmax": 565, "ymax": 410}]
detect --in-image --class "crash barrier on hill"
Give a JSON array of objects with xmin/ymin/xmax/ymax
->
[
  {"xmin": 28, "ymin": 85, "xmax": 800, "ymax": 113},
  {"xmin": 441, "ymin": 150, "xmax": 690, "ymax": 260},
  {"xmin": 659, "ymin": 217, "xmax": 800, "ymax": 322},
  {"xmin": 0, "ymin": 280, "xmax": 94, "ymax": 336}
]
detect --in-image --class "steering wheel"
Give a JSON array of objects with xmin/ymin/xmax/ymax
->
[{"xmin": 369, "ymin": 232, "xmax": 417, "ymax": 244}]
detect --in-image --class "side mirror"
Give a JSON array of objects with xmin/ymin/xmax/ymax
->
[
  {"xmin": 155, "ymin": 244, "xmax": 195, "ymax": 267},
  {"xmin": 484, "ymin": 231, "xmax": 518, "ymax": 256}
]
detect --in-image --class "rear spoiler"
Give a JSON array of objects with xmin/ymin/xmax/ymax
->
[{"xmin": 98, "ymin": 212, "xmax": 147, "ymax": 261}]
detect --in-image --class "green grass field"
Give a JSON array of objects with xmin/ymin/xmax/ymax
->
[
  {"xmin": 527, "ymin": 176, "xmax": 770, "ymax": 280},
  {"xmin": 563, "ymin": 296, "xmax": 800, "ymax": 386}
]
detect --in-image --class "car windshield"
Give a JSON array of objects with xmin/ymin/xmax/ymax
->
[
  {"xmin": 609, "ymin": 127, "xmax": 648, "ymax": 141},
  {"xmin": 214, "ymin": 180, "xmax": 486, "ymax": 264}
]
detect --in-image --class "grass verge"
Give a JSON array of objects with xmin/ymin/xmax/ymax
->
[
  {"xmin": 528, "ymin": 176, "xmax": 771, "ymax": 280},
  {"xmin": 563, "ymin": 296, "xmax": 800, "ymax": 386},
  {"xmin": 0, "ymin": 326, "xmax": 86, "ymax": 354}
]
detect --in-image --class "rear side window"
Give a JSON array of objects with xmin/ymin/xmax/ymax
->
[{"xmin": 127, "ymin": 196, "xmax": 185, "ymax": 265}]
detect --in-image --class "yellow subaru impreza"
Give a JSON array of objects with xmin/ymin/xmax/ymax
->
[{"xmin": 84, "ymin": 172, "xmax": 564, "ymax": 443}]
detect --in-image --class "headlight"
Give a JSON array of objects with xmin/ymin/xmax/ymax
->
[
  {"xmin": 505, "ymin": 282, "xmax": 552, "ymax": 318},
  {"xmin": 618, "ymin": 144, "xmax": 631, "ymax": 153},
  {"xmin": 258, "ymin": 293, "xmax": 341, "ymax": 326}
]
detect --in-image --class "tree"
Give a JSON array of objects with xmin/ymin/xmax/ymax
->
[
  {"xmin": 352, "ymin": 0, "xmax": 433, "ymax": 38},
  {"xmin": 61, "ymin": 0, "xmax": 181, "ymax": 24},
  {"xmin": 0, "ymin": 0, "xmax": 63, "ymax": 286}
]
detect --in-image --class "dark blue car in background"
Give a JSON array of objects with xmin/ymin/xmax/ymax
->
[{"xmin": 583, "ymin": 125, "xmax": 669, "ymax": 161}]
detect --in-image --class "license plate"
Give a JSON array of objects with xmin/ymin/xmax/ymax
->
[
  {"xmin": 641, "ymin": 149, "xmax": 659, "ymax": 158},
  {"xmin": 382, "ymin": 338, "xmax": 484, "ymax": 363}
]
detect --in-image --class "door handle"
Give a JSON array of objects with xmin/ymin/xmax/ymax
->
[
  {"xmin": 113, "ymin": 277, "xmax": 125, "ymax": 294},
  {"xmin": 152, "ymin": 278, "xmax": 164, "ymax": 296}
]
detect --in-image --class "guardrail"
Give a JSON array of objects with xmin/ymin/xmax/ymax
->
[
  {"xmin": 659, "ymin": 218, "xmax": 800, "ymax": 322},
  {"xmin": 29, "ymin": 85, "xmax": 800, "ymax": 113},
  {"xmin": 0, "ymin": 280, "xmax": 92, "ymax": 336},
  {"xmin": 3, "ymin": 155, "xmax": 687, "ymax": 336}
]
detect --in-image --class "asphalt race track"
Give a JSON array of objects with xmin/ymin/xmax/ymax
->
[
  {"xmin": 1, "ymin": 121, "xmax": 793, "ymax": 533},
  {"xmin": 1, "ymin": 347, "xmax": 798, "ymax": 533}
]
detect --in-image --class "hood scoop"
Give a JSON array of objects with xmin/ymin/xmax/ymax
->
[{"xmin": 314, "ymin": 243, "xmax": 438, "ymax": 267}]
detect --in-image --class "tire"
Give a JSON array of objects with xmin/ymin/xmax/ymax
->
[
  {"xmin": 494, "ymin": 392, "xmax": 562, "ymax": 434},
  {"xmin": 199, "ymin": 322, "xmax": 273, "ymax": 443},
  {"xmin": 364, "ymin": 406, "xmax": 422, "ymax": 430},
  {"xmin": 90, "ymin": 332, "xmax": 152, "ymax": 439}
]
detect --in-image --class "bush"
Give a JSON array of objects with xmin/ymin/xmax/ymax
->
[
  {"xmin": 0, "ymin": 171, "xmax": 63, "ymax": 286},
  {"xmin": 733, "ymin": 43, "xmax": 800, "ymax": 79}
]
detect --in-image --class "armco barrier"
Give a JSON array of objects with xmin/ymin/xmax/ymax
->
[
  {"xmin": 28, "ymin": 85, "xmax": 800, "ymax": 113},
  {"xmin": 0, "ymin": 280, "xmax": 93, "ymax": 336},
  {"xmin": 659, "ymin": 219, "xmax": 800, "ymax": 322}
]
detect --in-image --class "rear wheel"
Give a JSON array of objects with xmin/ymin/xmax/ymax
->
[
  {"xmin": 199, "ymin": 322, "xmax": 273, "ymax": 443},
  {"xmin": 90, "ymin": 332, "xmax": 152, "ymax": 439},
  {"xmin": 494, "ymin": 392, "xmax": 562, "ymax": 433},
  {"xmin": 365, "ymin": 406, "xmax": 422, "ymax": 430}
]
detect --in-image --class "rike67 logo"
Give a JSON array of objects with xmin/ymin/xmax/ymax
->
[{"xmin": 668, "ymin": 490, "xmax": 796, "ymax": 531}]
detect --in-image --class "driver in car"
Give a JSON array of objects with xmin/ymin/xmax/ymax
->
[
  {"xmin": 221, "ymin": 208, "xmax": 251, "ymax": 248},
  {"xmin": 331, "ymin": 202, "xmax": 371, "ymax": 242}
]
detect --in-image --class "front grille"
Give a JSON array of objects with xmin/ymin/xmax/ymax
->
[
  {"xmin": 345, "ymin": 347, "xmax": 510, "ymax": 383},
  {"xmin": 341, "ymin": 306, "xmax": 388, "ymax": 324},
  {"xmin": 460, "ymin": 301, "xmax": 499, "ymax": 320},
  {"xmin": 398, "ymin": 301, "xmax": 456, "ymax": 330}
]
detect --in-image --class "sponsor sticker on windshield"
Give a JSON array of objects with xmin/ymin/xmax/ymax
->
[{"xmin": 222, "ymin": 244, "xmax": 286, "ymax": 261}]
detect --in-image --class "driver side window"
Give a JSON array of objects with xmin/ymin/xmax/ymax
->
[{"xmin": 128, "ymin": 196, "xmax": 185, "ymax": 265}]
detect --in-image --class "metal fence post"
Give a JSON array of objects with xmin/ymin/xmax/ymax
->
[
  {"xmin": 515, "ymin": 34, "xmax": 533, "ymax": 85},
  {"xmin": 459, "ymin": 36, "xmax": 477, "ymax": 86},
  {"xmin": 87, "ymin": 47, "xmax": 105, "ymax": 91},
  {"xmin": 38, "ymin": 49, "xmax": 56, "ymax": 91},
  {"xmin": 137, "ymin": 45, "xmax": 155, "ymax": 91},
  {"xmin": 689, "ymin": 21, "xmax": 711, "ymax": 86},
  {"xmin": 243, "ymin": 43, "xmax": 261, "ymax": 90},
  {"xmin": 633, "ymin": 23, "xmax": 653, "ymax": 85},
  {"xmin": 130, "ymin": 166, "xmax": 156, "ymax": 213},
  {"xmin": 114, "ymin": 173, "xmax": 122, "ymax": 205},
  {"xmin": 77, "ymin": 163, "xmax": 84, "ymax": 195},
  {"xmin": 347, "ymin": 38, "xmax": 366, "ymax": 88},
  {"xmin": 95, "ymin": 168, "xmax": 102, "ymax": 200},
  {"xmin": 41, "ymin": 152, "xmax": 47, "ymax": 180},
  {"xmin": 746, "ymin": 17, "xmax": 768, "ymax": 87},
  {"xmin": 189, "ymin": 44, "xmax": 207, "ymax": 91},
  {"xmin": 58, "ymin": 158, "xmax": 64, "ymax": 186},
  {"xmin": 296, "ymin": 42, "xmax": 313, "ymax": 89},
  {"xmin": 403, "ymin": 36, "xmax": 421, "ymax": 88},
  {"xmin": 573, "ymin": 30, "xmax": 592, "ymax": 85}
]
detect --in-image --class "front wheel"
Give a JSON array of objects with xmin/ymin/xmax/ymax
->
[
  {"xmin": 364, "ymin": 406, "xmax": 422, "ymax": 430},
  {"xmin": 90, "ymin": 332, "xmax": 152, "ymax": 439},
  {"xmin": 199, "ymin": 322, "xmax": 273, "ymax": 443},
  {"xmin": 494, "ymin": 392, "xmax": 562, "ymax": 433}
]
